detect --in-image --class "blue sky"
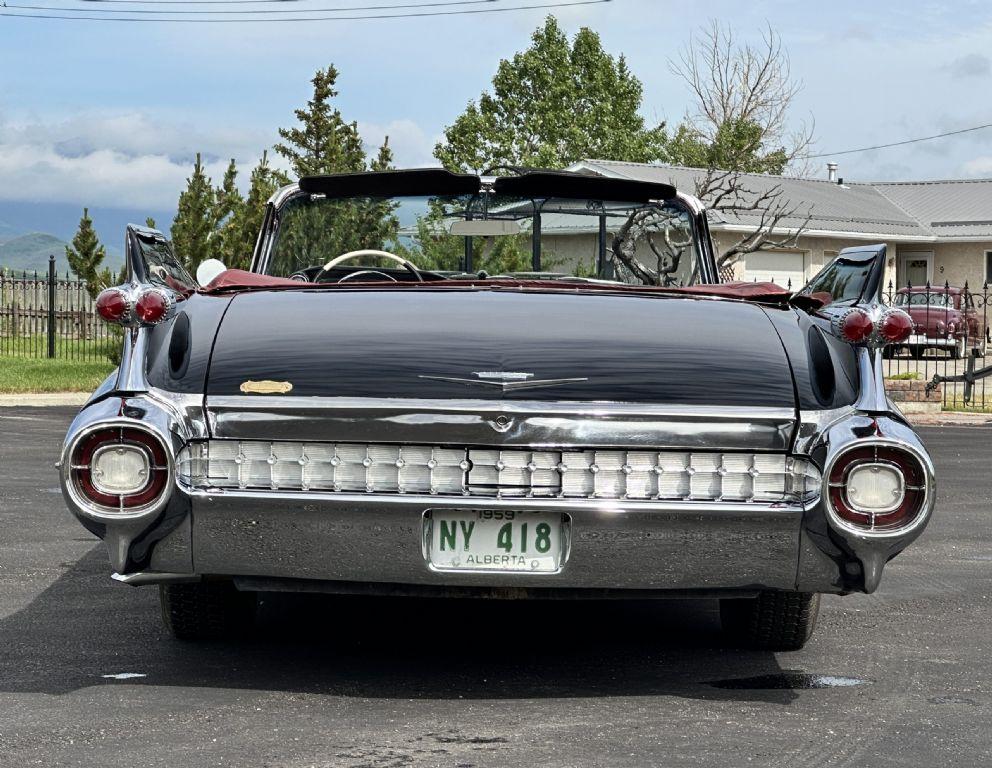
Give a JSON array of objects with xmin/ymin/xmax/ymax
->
[{"xmin": 2, "ymin": 0, "xmax": 992, "ymax": 220}]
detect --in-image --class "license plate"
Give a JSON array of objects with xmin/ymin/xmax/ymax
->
[
  {"xmin": 426, "ymin": 510, "xmax": 565, "ymax": 573},
  {"xmin": 909, "ymin": 334, "xmax": 929, "ymax": 344}
]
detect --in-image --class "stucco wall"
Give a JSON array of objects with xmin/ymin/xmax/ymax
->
[
  {"xmin": 711, "ymin": 231, "xmax": 902, "ymax": 287},
  {"xmin": 541, "ymin": 227, "xmax": 992, "ymax": 292},
  {"xmin": 928, "ymin": 243, "xmax": 987, "ymax": 289}
]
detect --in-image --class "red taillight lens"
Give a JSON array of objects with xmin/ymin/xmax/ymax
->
[
  {"xmin": 877, "ymin": 310, "xmax": 912, "ymax": 343},
  {"xmin": 827, "ymin": 444, "xmax": 927, "ymax": 532},
  {"xmin": 135, "ymin": 289, "xmax": 170, "ymax": 324},
  {"xmin": 836, "ymin": 309, "xmax": 874, "ymax": 343},
  {"xmin": 70, "ymin": 426, "xmax": 169, "ymax": 512},
  {"xmin": 95, "ymin": 288, "xmax": 129, "ymax": 323}
]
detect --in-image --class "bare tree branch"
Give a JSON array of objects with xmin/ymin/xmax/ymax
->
[{"xmin": 668, "ymin": 21, "xmax": 816, "ymax": 273}]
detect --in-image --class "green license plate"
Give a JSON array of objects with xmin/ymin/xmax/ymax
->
[{"xmin": 426, "ymin": 509, "xmax": 564, "ymax": 573}]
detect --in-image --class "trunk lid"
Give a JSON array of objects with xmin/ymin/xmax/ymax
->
[{"xmin": 204, "ymin": 288, "xmax": 796, "ymax": 409}]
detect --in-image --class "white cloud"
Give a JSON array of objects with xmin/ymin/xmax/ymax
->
[
  {"xmin": 0, "ymin": 110, "xmax": 273, "ymax": 208},
  {"xmin": 962, "ymin": 156, "xmax": 992, "ymax": 176},
  {"xmin": 358, "ymin": 119, "xmax": 442, "ymax": 168},
  {"xmin": 943, "ymin": 53, "xmax": 992, "ymax": 78},
  {"xmin": 0, "ymin": 110, "xmax": 438, "ymax": 208},
  {"xmin": 0, "ymin": 143, "xmax": 246, "ymax": 209}
]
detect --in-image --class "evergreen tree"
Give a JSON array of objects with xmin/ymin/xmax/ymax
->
[
  {"xmin": 218, "ymin": 151, "xmax": 280, "ymax": 270},
  {"xmin": 171, "ymin": 153, "xmax": 215, "ymax": 272},
  {"xmin": 435, "ymin": 16, "xmax": 666, "ymax": 173},
  {"xmin": 274, "ymin": 65, "xmax": 370, "ymax": 177},
  {"xmin": 271, "ymin": 65, "xmax": 398, "ymax": 272},
  {"xmin": 65, "ymin": 208, "xmax": 113, "ymax": 299},
  {"xmin": 145, "ymin": 217, "xmax": 156, "ymax": 229},
  {"xmin": 209, "ymin": 158, "xmax": 244, "ymax": 263}
]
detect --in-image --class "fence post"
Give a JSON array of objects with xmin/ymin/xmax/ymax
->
[{"xmin": 47, "ymin": 255, "xmax": 56, "ymax": 359}]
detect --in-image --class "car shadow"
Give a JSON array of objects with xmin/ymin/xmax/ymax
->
[{"xmin": 0, "ymin": 546, "xmax": 805, "ymax": 705}]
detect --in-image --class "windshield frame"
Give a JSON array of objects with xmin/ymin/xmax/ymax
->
[{"xmin": 253, "ymin": 177, "xmax": 717, "ymax": 286}]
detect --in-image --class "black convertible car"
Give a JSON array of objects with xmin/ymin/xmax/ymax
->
[{"xmin": 59, "ymin": 168, "xmax": 932, "ymax": 650}]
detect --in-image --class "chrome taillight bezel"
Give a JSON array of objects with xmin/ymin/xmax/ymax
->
[
  {"xmin": 62, "ymin": 420, "xmax": 174, "ymax": 520},
  {"xmin": 823, "ymin": 439, "xmax": 933, "ymax": 537}
]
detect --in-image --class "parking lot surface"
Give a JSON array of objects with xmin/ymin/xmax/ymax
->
[{"xmin": 1, "ymin": 407, "xmax": 990, "ymax": 767}]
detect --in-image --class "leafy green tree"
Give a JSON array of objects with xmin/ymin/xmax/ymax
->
[
  {"xmin": 664, "ymin": 118, "xmax": 789, "ymax": 175},
  {"xmin": 65, "ymin": 208, "xmax": 113, "ymax": 299},
  {"xmin": 145, "ymin": 217, "xmax": 156, "ymax": 229},
  {"xmin": 435, "ymin": 16, "xmax": 666, "ymax": 173},
  {"xmin": 171, "ymin": 153, "xmax": 215, "ymax": 272}
]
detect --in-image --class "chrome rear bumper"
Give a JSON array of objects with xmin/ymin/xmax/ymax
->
[{"xmin": 168, "ymin": 489, "xmax": 806, "ymax": 592}]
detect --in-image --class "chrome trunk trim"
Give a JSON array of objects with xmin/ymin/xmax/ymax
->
[{"xmin": 205, "ymin": 396, "xmax": 797, "ymax": 451}]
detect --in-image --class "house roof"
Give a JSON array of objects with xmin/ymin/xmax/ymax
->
[
  {"xmin": 872, "ymin": 179, "xmax": 992, "ymax": 239},
  {"xmin": 572, "ymin": 159, "xmax": 992, "ymax": 243}
]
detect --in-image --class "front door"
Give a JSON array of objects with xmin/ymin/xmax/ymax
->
[{"xmin": 899, "ymin": 251, "xmax": 933, "ymax": 287}]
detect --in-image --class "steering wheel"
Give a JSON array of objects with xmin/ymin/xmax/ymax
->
[
  {"xmin": 314, "ymin": 249, "xmax": 423, "ymax": 283},
  {"xmin": 337, "ymin": 269, "xmax": 398, "ymax": 283}
]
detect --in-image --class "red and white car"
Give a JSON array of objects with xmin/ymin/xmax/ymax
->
[{"xmin": 892, "ymin": 285, "xmax": 987, "ymax": 358}]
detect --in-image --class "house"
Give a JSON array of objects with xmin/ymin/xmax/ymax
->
[{"xmin": 569, "ymin": 159, "xmax": 992, "ymax": 292}]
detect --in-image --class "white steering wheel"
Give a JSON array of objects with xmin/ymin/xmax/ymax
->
[{"xmin": 315, "ymin": 249, "xmax": 423, "ymax": 282}]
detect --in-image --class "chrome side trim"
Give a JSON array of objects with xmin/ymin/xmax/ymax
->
[
  {"xmin": 145, "ymin": 387, "xmax": 208, "ymax": 440},
  {"xmin": 794, "ymin": 405, "xmax": 858, "ymax": 455},
  {"xmin": 115, "ymin": 326, "xmax": 151, "ymax": 392},
  {"xmin": 112, "ymin": 571, "xmax": 200, "ymax": 586},
  {"xmin": 854, "ymin": 347, "xmax": 889, "ymax": 413}
]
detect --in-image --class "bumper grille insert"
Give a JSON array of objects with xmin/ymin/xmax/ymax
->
[{"xmin": 177, "ymin": 440, "xmax": 820, "ymax": 504}]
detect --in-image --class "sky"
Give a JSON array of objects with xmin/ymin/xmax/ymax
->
[{"xmin": 2, "ymin": 0, "xmax": 992, "ymax": 224}]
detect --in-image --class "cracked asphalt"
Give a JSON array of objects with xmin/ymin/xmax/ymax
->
[{"xmin": 1, "ymin": 407, "xmax": 990, "ymax": 767}]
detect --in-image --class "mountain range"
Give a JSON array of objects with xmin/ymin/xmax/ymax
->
[
  {"xmin": 0, "ymin": 233, "xmax": 73, "ymax": 274},
  {"xmin": 0, "ymin": 201, "xmax": 172, "ymax": 275}
]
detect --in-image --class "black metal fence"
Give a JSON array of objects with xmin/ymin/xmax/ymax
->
[
  {"xmin": 0, "ymin": 256, "xmax": 116, "ymax": 362},
  {"xmin": 880, "ymin": 281, "xmax": 992, "ymax": 411}
]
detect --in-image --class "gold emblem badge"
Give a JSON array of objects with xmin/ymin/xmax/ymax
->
[{"xmin": 239, "ymin": 380, "xmax": 293, "ymax": 395}]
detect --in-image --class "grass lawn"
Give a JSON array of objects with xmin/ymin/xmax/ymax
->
[{"xmin": 0, "ymin": 357, "xmax": 115, "ymax": 393}]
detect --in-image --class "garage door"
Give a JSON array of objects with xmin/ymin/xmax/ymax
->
[{"xmin": 742, "ymin": 251, "xmax": 806, "ymax": 290}]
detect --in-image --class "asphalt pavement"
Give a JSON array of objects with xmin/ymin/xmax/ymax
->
[{"xmin": 1, "ymin": 407, "xmax": 990, "ymax": 767}]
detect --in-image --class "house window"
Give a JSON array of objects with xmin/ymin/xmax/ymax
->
[{"xmin": 985, "ymin": 251, "xmax": 992, "ymax": 284}]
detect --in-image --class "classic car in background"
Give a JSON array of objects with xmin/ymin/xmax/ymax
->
[
  {"xmin": 891, "ymin": 285, "xmax": 988, "ymax": 358},
  {"xmin": 59, "ymin": 169, "xmax": 934, "ymax": 651}
]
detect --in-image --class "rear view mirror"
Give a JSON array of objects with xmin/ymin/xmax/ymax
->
[{"xmin": 449, "ymin": 219, "xmax": 521, "ymax": 236}]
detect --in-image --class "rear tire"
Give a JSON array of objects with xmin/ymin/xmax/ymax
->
[
  {"xmin": 160, "ymin": 581, "xmax": 257, "ymax": 641},
  {"xmin": 720, "ymin": 591, "xmax": 820, "ymax": 651}
]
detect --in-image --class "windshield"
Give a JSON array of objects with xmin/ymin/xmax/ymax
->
[{"xmin": 265, "ymin": 192, "xmax": 702, "ymax": 286}]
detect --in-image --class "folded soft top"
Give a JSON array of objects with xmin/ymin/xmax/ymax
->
[{"xmin": 198, "ymin": 268, "xmax": 819, "ymax": 308}]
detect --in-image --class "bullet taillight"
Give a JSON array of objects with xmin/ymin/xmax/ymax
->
[
  {"xmin": 834, "ymin": 309, "xmax": 874, "ymax": 343},
  {"xmin": 95, "ymin": 288, "xmax": 130, "ymax": 323},
  {"xmin": 135, "ymin": 289, "xmax": 171, "ymax": 324},
  {"xmin": 876, "ymin": 309, "xmax": 912, "ymax": 344},
  {"xmin": 95, "ymin": 286, "xmax": 172, "ymax": 326}
]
